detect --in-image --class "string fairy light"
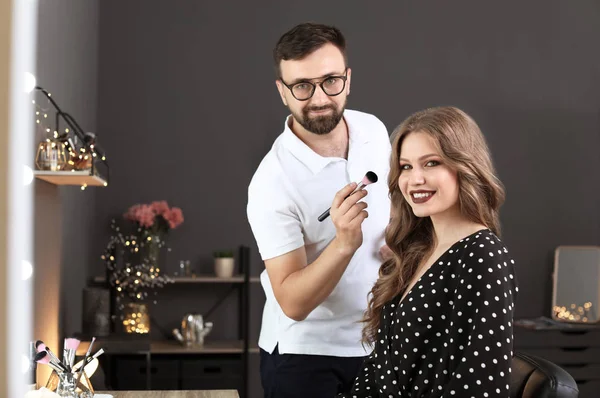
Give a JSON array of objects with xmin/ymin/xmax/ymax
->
[
  {"xmin": 101, "ymin": 219, "xmax": 173, "ymax": 321},
  {"xmin": 32, "ymin": 93, "xmax": 108, "ymax": 190},
  {"xmin": 553, "ymin": 302, "xmax": 595, "ymax": 323}
]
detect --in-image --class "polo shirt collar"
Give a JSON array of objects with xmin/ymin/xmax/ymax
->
[{"xmin": 281, "ymin": 110, "xmax": 370, "ymax": 175}]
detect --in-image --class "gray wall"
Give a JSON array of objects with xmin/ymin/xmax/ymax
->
[
  {"xmin": 33, "ymin": 0, "xmax": 99, "ymax": 368},
  {"xmin": 92, "ymin": 0, "xmax": 600, "ymax": 314},
  {"xmin": 40, "ymin": 1, "xmax": 599, "ymax": 397}
]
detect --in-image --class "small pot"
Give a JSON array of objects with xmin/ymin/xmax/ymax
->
[{"xmin": 214, "ymin": 257, "xmax": 235, "ymax": 278}]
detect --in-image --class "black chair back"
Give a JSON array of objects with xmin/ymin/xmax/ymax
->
[{"xmin": 510, "ymin": 352, "xmax": 578, "ymax": 398}]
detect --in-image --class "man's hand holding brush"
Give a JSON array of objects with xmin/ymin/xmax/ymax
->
[
  {"xmin": 263, "ymin": 172, "xmax": 378, "ymax": 321},
  {"xmin": 329, "ymin": 182, "xmax": 369, "ymax": 256}
]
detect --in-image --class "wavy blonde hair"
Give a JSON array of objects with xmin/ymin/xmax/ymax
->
[{"xmin": 362, "ymin": 106, "xmax": 506, "ymax": 344}]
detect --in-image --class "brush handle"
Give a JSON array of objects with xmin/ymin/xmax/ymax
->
[
  {"xmin": 317, "ymin": 182, "xmax": 366, "ymax": 222},
  {"xmin": 51, "ymin": 357, "xmax": 69, "ymax": 373},
  {"xmin": 62, "ymin": 348, "xmax": 76, "ymax": 368},
  {"xmin": 45, "ymin": 348, "xmax": 68, "ymax": 372},
  {"xmin": 317, "ymin": 208, "xmax": 331, "ymax": 222},
  {"xmin": 72, "ymin": 348, "xmax": 104, "ymax": 372},
  {"xmin": 69, "ymin": 349, "xmax": 76, "ymax": 368},
  {"xmin": 45, "ymin": 360, "xmax": 64, "ymax": 374},
  {"xmin": 76, "ymin": 338, "xmax": 96, "ymax": 386}
]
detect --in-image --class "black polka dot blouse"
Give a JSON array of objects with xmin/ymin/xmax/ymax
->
[{"xmin": 339, "ymin": 229, "xmax": 518, "ymax": 397}]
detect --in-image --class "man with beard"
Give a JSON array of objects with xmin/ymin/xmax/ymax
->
[{"xmin": 246, "ymin": 23, "xmax": 391, "ymax": 398}]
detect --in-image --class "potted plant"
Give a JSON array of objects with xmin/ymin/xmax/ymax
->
[{"xmin": 213, "ymin": 250, "xmax": 235, "ymax": 278}]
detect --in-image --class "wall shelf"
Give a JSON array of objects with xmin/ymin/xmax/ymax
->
[
  {"xmin": 93, "ymin": 275, "xmax": 261, "ymax": 284},
  {"xmin": 34, "ymin": 170, "xmax": 108, "ymax": 187},
  {"xmin": 152, "ymin": 340, "xmax": 260, "ymax": 355},
  {"xmin": 76, "ymin": 339, "xmax": 260, "ymax": 355},
  {"xmin": 32, "ymin": 87, "xmax": 110, "ymax": 188}
]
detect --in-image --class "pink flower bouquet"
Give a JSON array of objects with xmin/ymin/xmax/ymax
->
[
  {"xmin": 101, "ymin": 201, "xmax": 183, "ymax": 303},
  {"xmin": 124, "ymin": 200, "xmax": 184, "ymax": 232}
]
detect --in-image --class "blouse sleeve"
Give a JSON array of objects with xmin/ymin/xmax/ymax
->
[
  {"xmin": 338, "ymin": 350, "xmax": 379, "ymax": 398},
  {"xmin": 442, "ymin": 242, "xmax": 518, "ymax": 397}
]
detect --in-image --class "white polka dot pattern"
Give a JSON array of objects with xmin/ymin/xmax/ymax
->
[{"xmin": 338, "ymin": 229, "xmax": 518, "ymax": 397}]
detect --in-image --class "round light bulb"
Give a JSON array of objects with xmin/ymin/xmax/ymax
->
[
  {"xmin": 24, "ymin": 72, "xmax": 36, "ymax": 93},
  {"xmin": 23, "ymin": 165, "xmax": 34, "ymax": 185},
  {"xmin": 22, "ymin": 260, "xmax": 33, "ymax": 280},
  {"xmin": 21, "ymin": 355, "xmax": 30, "ymax": 373}
]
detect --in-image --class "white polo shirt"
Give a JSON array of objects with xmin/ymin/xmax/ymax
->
[{"xmin": 246, "ymin": 109, "xmax": 391, "ymax": 357}]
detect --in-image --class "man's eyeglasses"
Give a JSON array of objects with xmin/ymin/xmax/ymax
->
[{"xmin": 280, "ymin": 69, "xmax": 348, "ymax": 101}]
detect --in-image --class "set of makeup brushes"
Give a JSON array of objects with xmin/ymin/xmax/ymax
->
[{"xmin": 33, "ymin": 337, "xmax": 104, "ymax": 390}]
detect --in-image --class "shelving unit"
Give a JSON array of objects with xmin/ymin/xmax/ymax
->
[{"xmin": 87, "ymin": 246, "xmax": 256, "ymax": 397}]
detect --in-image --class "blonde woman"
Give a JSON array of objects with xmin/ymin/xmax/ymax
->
[{"xmin": 341, "ymin": 106, "xmax": 518, "ymax": 397}]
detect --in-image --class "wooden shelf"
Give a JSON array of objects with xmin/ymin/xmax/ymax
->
[
  {"xmin": 151, "ymin": 340, "xmax": 259, "ymax": 355},
  {"xmin": 92, "ymin": 275, "xmax": 261, "ymax": 284},
  {"xmin": 34, "ymin": 170, "xmax": 107, "ymax": 186},
  {"xmin": 97, "ymin": 391, "xmax": 239, "ymax": 398},
  {"xmin": 76, "ymin": 339, "xmax": 259, "ymax": 355},
  {"xmin": 169, "ymin": 275, "xmax": 261, "ymax": 283}
]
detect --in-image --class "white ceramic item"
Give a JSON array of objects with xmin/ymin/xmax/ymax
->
[{"xmin": 214, "ymin": 257, "xmax": 235, "ymax": 278}]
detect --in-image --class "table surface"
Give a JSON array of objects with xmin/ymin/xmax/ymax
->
[{"xmin": 97, "ymin": 391, "xmax": 239, "ymax": 398}]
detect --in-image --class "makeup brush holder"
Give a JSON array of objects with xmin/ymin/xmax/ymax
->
[
  {"xmin": 45, "ymin": 370, "xmax": 94, "ymax": 397},
  {"xmin": 57, "ymin": 372, "xmax": 78, "ymax": 397}
]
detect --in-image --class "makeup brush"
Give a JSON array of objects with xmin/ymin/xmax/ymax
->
[
  {"xmin": 64, "ymin": 338, "xmax": 80, "ymax": 368},
  {"xmin": 36, "ymin": 343, "xmax": 66, "ymax": 371},
  {"xmin": 35, "ymin": 351, "xmax": 63, "ymax": 374},
  {"xmin": 72, "ymin": 348, "xmax": 104, "ymax": 372},
  {"xmin": 37, "ymin": 341, "xmax": 71, "ymax": 373},
  {"xmin": 318, "ymin": 171, "xmax": 379, "ymax": 222},
  {"xmin": 35, "ymin": 350, "xmax": 67, "ymax": 374},
  {"xmin": 76, "ymin": 337, "xmax": 96, "ymax": 386}
]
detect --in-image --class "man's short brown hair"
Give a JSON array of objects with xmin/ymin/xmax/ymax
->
[{"xmin": 273, "ymin": 22, "xmax": 347, "ymax": 78}]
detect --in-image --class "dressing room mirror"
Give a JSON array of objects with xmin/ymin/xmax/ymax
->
[{"xmin": 552, "ymin": 246, "xmax": 600, "ymax": 324}]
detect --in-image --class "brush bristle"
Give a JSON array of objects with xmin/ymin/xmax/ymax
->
[
  {"xmin": 366, "ymin": 171, "xmax": 378, "ymax": 183},
  {"xmin": 35, "ymin": 351, "xmax": 48, "ymax": 363},
  {"xmin": 65, "ymin": 338, "xmax": 80, "ymax": 349},
  {"xmin": 36, "ymin": 343, "xmax": 46, "ymax": 353},
  {"xmin": 361, "ymin": 171, "xmax": 378, "ymax": 186},
  {"xmin": 35, "ymin": 340, "xmax": 43, "ymax": 348},
  {"xmin": 37, "ymin": 356, "xmax": 50, "ymax": 365}
]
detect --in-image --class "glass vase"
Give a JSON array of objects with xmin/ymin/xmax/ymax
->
[
  {"xmin": 146, "ymin": 234, "xmax": 162, "ymax": 266},
  {"xmin": 122, "ymin": 302, "xmax": 150, "ymax": 334}
]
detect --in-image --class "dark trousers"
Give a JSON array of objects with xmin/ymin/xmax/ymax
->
[{"xmin": 260, "ymin": 345, "xmax": 365, "ymax": 398}]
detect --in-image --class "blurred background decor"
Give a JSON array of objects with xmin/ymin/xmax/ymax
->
[{"xmin": 101, "ymin": 201, "xmax": 183, "ymax": 333}]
